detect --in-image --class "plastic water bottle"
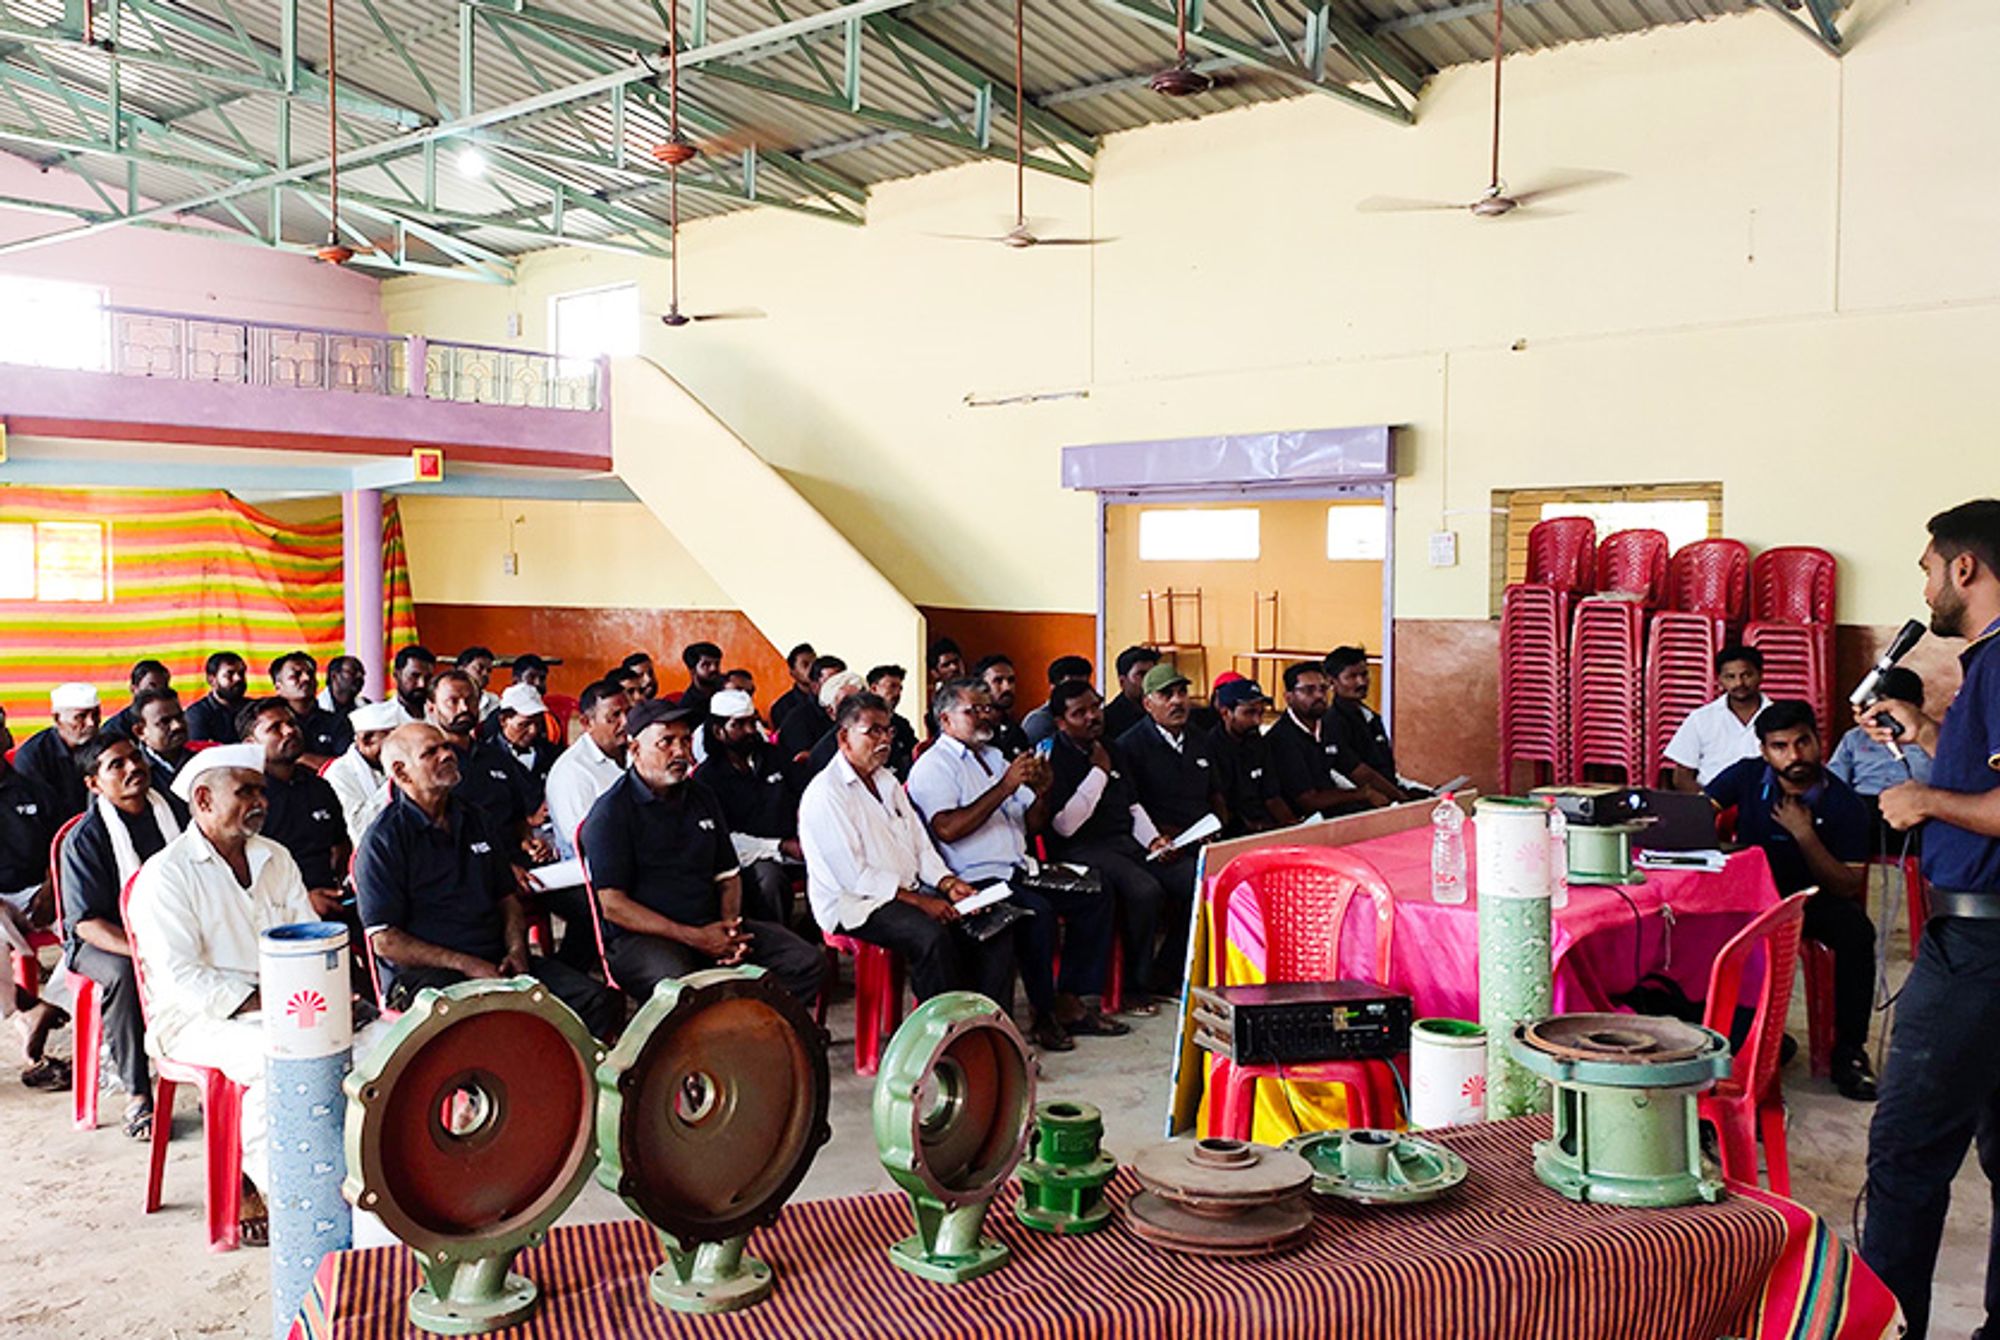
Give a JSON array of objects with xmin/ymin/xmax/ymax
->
[
  {"xmin": 1431, "ymin": 793, "xmax": 1467, "ymax": 904},
  {"xmin": 1546, "ymin": 805, "xmax": 1570, "ymax": 910}
]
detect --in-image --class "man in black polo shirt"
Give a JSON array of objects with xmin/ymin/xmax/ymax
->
[
  {"xmin": 62, "ymin": 734, "xmax": 181, "ymax": 1135},
  {"xmin": 129, "ymin": 688, "xmax": 191, "ymax": 808},
  {"xmin": 1705, "ymin": 700, "xmax": 1876, "ymax": 1100},
  {"xmin": 1043, "ymin": 680, "xmax": 1194, "ymax": 1006},
  {"xmin": 581, "ymin": 699, "xmax": 825, "ymax": 1004},
  {"xmin": 15, "ymin": 683, "xmax": 101, "ymax": 822},
  {"xmin": 777, "ymin": 655, "xmax": 847, "ymax": 762},
  {"xmin": 1117, "ymin": 662, "xmax": 1225, "ymax": 838},
  {"xmin": 694, "ymin": 689, "xmax": 803, "ymax": 926},
  {"xmin": 270, "ymin": 650, "xmax": 351, "ymax": 765},
  {"xmin": 678, "ymin": 642, "xmax": 727, "ymax": 721},
  {"xmin": 1857, "ymin": 500, "xmax": 2000, "ymax": 1335},
  {"xmin": 866, "ymin": 664, "xmax": 920, "ymax": 778},
  {"xmin": 185, "ymin": 651, "xmax": 248, "ymax": 744},
  {"xmin": 923, "ymin": 638, "xmax": 965, "ymax": 738},
  {"xmin": 391, "ymin": 645, "xmax": 437, "ymax": 723},
  {"xmin": 356, "ymin": 724, "xmax": 616, "ymax": 1038},
  {"xmin": 769, "ymin": 643, "xmax": 818, "ymax": 732},
  {"xmin": 1324, "ymin": 646, "xmax": 1414, "ymax": 801},
  {"xmin": 975, "ymin": 655, "xmax": 1030, "ymax": 760},
  {"xmin": 103, "ymin": 660, "xmax": 171, "ymax": 739},
  {"xmin": 1207, "ymin": 679, "xmax": 1293, "ymax": 835},
  {"xmin": 1265, "ymin": 662, "xmax": 1392, "ymax": 820},
  {"xmin": 1104, "ymin": 646, "xmax": 1161, "ymax": 742},
  {"xmin": 429, "ymin": 671, "xmax": 534, "ymax": 856},
  {"xmin": 0, "ymin": 708, "xmax": 63, "ymax": 1090},
  {"xmin": 238, "ymin": 698, "xmax": 349, "ymax": 918}
]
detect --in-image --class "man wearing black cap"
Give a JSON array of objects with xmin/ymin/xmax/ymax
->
[
  {"xmin": 1207, "ymin": 679, "xmax": 1293, "ymax": 834},
  {"xmin": 1116, "ymin": 663, "xmax": 1225, "ymax": 839},
  {"xmin": 581, "ymin": 698, "xmax": 825, "ymax": 1003}
]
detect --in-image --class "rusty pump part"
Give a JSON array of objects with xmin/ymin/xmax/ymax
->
[
  {"xmin": 874, "ymin": 992, "xmax": 1036, "ymax": 1283},
  {"xmin": 1125, "ymin": 1137, "xmax": 1314, "ymax": 1257},
  {"xmin": 1510, "ymin": 1012, "xmax": 1731, "ymax": 1208},
  {"xmin": 595, "ymin": 967, "xmax": 831, "ymax": 1315},
  {"xmin": 1014, "ymin": 1100, "xmax": 1117, "ymax": 1235},
  {"xmin": 343, "ymin": 978, "xmax": 604, "ymax": 1336}
]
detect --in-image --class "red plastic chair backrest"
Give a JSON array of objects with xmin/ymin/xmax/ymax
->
[
  {"xmin": 1207, "ymin": 846, "xmax": 1396, "ymax": 989},
  {"xmin": 1596, "ymin": 529, "xmax": 1670, "ymax": 607},
  {"xmin": 47, "ymin": 812, "xmax": 84, "ymax": 938},
  {"xmin": 573, "ymin": 821, "xmax": 623, "ymax": 993},
  {"xmin": 1750, "ymin": 546, "xmax": 1837, "ymax": 625},
  {"xmin": 316, "ymin": 756, "xmax": 337, "ymax": 778},
  {"xmin": 1669, "ymin": 539, "xmax": 1750, "ymax": 623},
  {"xmin": 117, "ymin": 871, "xmax": 156, "ymax": 1028},
  {"xmin": 1525, "ymin": 517, "xmax": 1598, "ymax": 593},
  {"xmin": 1702, "ymin": 891, "xmax": 1809, "ymax": 1102}
]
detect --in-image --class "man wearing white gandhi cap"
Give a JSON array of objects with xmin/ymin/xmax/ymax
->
[
  {"xmin": 13, "ymin": 681, "xmax": 103, "ymax": 823},
  {"xmin": 125, "ymin": 742, "xmax": 386, "ymax": 1246},
  {"xmin": 324, "ymin": 699, "xmax": 402, "ymax": 845}
]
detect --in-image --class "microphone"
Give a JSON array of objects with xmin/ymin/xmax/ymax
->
[{"xmin": 1849, "ymin": 618, "xmax": 1926, "ymax": 763}]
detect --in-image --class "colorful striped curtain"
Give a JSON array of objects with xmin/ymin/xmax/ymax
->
[{"xmin": 0, "ymin": 488, "xmax": 418, "ymax": 732}]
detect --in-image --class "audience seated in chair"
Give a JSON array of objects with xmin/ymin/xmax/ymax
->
[
  {"xmin": 1705, "ymin": 699, "xmax": 1878, "ymax": 1101},
  {"xmin": 866, "ymin": 664, "xmax": 920, "ymax": 778},
  {"xmin": 777, "ymin": 655, "xmax": 848, "ymax": 763},
  {"xmin": 355, "ymin": 725, "xmax": 617, "ymax": 1039},
  {"xmin": 1323, "ymin": 646, "xmax": 1420, "ymax": 801},
  {"xmin": 16, "ymin": 682, "xmax": 103, "ymax": 822},
  {"xmin": 1829, "ymin": 666, "xmax": 1935, "ymax": 838},
  {"xmin": 1040, "ymin": 679, "xmax": 1194, "ymax": 1011},
  {"xmin": 490, "ymin": 684, "xmax": 561, "ymax": 812},
  {"xmin": 270, "ymin": 650, "xmax": 352, "ymax": 767},
  {"xmin": 1265, "ymin": 662, "xmax": 1392, "ymax": 818},
  {"xmin": 455, "ymin": 645, "xmax": 502, "ymax": 721},
  {"xmin": 693, "ymin": 689, "xmax": 805, "ymax": 927},
  {"xmin": 768, "ymin": 642, "xmax": 818, "ymax": 732},
  {"xmin": 237, "ymin": 699, "xmax": 349, "ymax": 921},
  {"xmin": 908, "ymin": 676, "xmax": 1127, "ymax": 1049},
  {"xmin": 800, "ymin": 693, "xmax": 1014, "ymax": 1004},
  {"xmin": 323, "ymin": 701, "xmax": 400, "ymax": 845},
  {"xmin": 797, "ymin": 670, "xmax": 868, "ymax": 790},
  {"xmin": 677, "ymin": 642, "xmax": 727, "ymax": 722},
  {"xmin": 1103, "ymin": 646, "xmax": 1162, "ymax": 743},
  {"xmin": 184, "ymin": 652, "xmax": 249, "ymax": 745},
  {"xmin": 1206, "ymin": 679, "xmax": 1293, "ymax": 835},
  {"xmin": 0, "ymin": 705, "xmax": 66, "ymax": 1094},
  {"xmin": 1022, "ymin": 656, "xmax": 1092, "ymax": 747},
  {"xmin": 1116, "ymin": 662, "xmax": 1229, "ymax": 843},
  {"xmin": 388, "ymin": 645, "xmax": 436, "ymax": 727},
  {"xmin": 129, "ymin": 688, "xmax": 192, "ymax": 810},
  {"xmin": 103, "ymin": 660, "xmax": 171, "ymax": 741},
  {"xmin": 581, "ymin": 700, "xmax": 824, "ymax": 1006},
  {"xmin": 62, "ymin": 735, "xmax": 176, "ymax": 1136},
  {"xmin": 545, "ymin": 679, "xmax": 631, "ymax": 861},
  {"xmin": 922, "ymin": 638, "xmax": 965, "ymax": 739},
  {"xmin": 319, "ymin": 655, "xmax": 371, "ymax": 719},
  {"xmin": 974, "ymin": 655, "xmax": 1030, "ymax": 760},
  {"xmin": 1667, "ymin": 645, "xmax": 1772, "ymax": 791}
]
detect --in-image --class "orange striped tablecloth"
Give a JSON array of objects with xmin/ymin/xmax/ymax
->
[{"xmin": 297, "ymin": 1117, "xmax": 1899, "ymax": 1340}]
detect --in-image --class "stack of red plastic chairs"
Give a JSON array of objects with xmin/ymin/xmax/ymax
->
[
  {"xmin": 1745, "ymin": 547, "xmax": 1838, "ymax": 744},
  {"xmin": 1645, "ymin": 539, "xmax": 1750, "ymax": 783},
  {"xmin": 1498, "ymin": 518, "xmax": 1595, "ymax": 790},
  {"xmin": 1569, "ymin": 530, "xmax": 1669, "ymax": 784}
]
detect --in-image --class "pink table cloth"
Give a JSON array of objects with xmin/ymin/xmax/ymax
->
[{"xmin": 1220, "ymin": 824, "xmax": 1782, "ymax": 1021}]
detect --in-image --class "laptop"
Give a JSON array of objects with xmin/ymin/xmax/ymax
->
[{"xmin": 1634, "ymin": 789, "xmax": 1726, "ymax": 852}]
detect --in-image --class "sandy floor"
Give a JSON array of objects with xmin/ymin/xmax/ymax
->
[{"xmin": 0, "ymin": 911, "xmax": 1988, "ymax": 1339}]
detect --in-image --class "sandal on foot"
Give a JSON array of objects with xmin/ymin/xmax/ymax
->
[
  {"xmin": 122, "ymin": 1101, "xmax": 154, "ymax": 1140},
  {"xmin": 1066, "ymin": 1010, "xmax": 1131, "ymax": 1038},
  {"xmin": 239, "ymin": 1215, "xmax": 270, "ymax": 1248},
  {"xmin": 20, "ymin": 1055, "xmax": 71, "ymax": 1090}
]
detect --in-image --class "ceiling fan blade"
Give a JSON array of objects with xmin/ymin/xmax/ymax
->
[
  {"xmin": 1356, "ymin": 195, "xmax": 1467, "ymax": 214},
  {"xmin": 690, "ymin": 308, "xmax": 767, "ymax": 322},
  {"xmin": 1028, "ymin": 236, "xmax": 1116, "ymax": 247},
  {"xmin": 1504, "ymin": 168, "xmax": 1627, "ymax": 207}
]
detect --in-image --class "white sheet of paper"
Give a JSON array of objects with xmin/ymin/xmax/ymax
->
[
  {"xmin": 1150, "ymin": 812, "xmax": 1223, "ymax": 860},
  {"xmin": 952, "ymin": 882, "xmax": 1015, "ymax": 916},
  {"xmin": 526, "ymin": 858, "xmax": 586, "ymax": 891}
]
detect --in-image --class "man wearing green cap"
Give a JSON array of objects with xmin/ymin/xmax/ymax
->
[{"xmin": 1117, "ymin": 663, "xmax": 1227, "ymax": 840}]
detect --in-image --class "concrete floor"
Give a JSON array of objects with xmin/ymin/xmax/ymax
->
[{"xmin": 0, "ymin": 905, "xmax": 1988, "ymax": 1339}]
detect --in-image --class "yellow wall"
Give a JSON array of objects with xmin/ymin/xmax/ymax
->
[
  {"xmin": 395, "ymin": 496, "xmax": 732, "ymax": 608},
  {"xmin": 382, "ymin": 0, "xmax": 1998, "ymax": 627},
  {"xmin": 1104, "ymin": 499, "xmax": 1385, "ymax": 692}
]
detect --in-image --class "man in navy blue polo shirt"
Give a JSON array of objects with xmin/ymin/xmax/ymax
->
[
  {"xmin": 581, "ymin": 698, "xmax": 825, "ymax": 1005},
  {"xmin": 1857, "ymin": 500, "xmax": 2000, "ymax": 1338},
  {"xmin": 1705, "ymin": 699, "xmax": 1877, "ymax": 1099},
  {"xmin": 356, "ymin": 723, "xmax": 617, "ymax": 1039}
]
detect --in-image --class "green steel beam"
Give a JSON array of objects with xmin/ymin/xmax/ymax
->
[
  {"xmin": 862, "ymin": 12, "xmax": 1097, "ymax": 155},
  {"xmin": 1091, "ymin": 0, "xmax": 1412, "ymax": 124},
  {"xmin": 1750, "ymin": 0, "xmax": 1842, "ymax": 55}
]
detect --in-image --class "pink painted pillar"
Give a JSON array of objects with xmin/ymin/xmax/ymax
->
[{"xmin": 342, "ymin": 488, "xmax": 386, "ymax": 701}]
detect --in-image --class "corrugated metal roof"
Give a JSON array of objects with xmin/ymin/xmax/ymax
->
[{"xmin": 0, "ymin": 0, "xmax": 1823, "ymax": 267}]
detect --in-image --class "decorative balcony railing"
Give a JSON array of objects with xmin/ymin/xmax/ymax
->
[{"xmin": 32, "ymin": 304, "xmax": 605, "ymax": 412}]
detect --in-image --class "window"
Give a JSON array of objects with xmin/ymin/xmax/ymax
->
[
  {"xmin": 1138, "ymin": 508, "xmax": 1260, "ymax": 562},
  {"xmin": 1325, "ymin": 503, "xmax": 1387, "ymax": 561},
  {"xmin": 0, "ymin": 521, "xmax": 110, "ymax": 602},
  {"xmin": 1490, "ymin": 483, "xmax": 1722, "ymax": 611},
  {"xmin": 550, "ymin": 284, "xmax": 638, "ymax": 366},
  {"xmin": 0, "ymin": 276, "xmax": 106, "ymax": 371}
]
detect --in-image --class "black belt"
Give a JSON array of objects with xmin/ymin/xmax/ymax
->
[{"xmin": 1927, "ymin": 890, "xmax": 2000, "ymax": 921}]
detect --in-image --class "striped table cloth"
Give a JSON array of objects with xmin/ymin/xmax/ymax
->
[{"xmin": 296, "ymin": 1118, "xmax": 1900, "ymax": 1340}]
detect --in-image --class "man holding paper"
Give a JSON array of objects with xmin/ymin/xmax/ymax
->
[{"xmin": 908, "ymin": 677, "xmax": 1127, "ymax": 1051}]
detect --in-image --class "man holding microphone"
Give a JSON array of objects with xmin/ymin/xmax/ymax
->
[{"xmin": 1859, "ymin": 498, "xmax": 2000, "ymax": 1338}]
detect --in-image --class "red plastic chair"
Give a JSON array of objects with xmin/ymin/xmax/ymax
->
[
  {"xmin": 571, "ymin": 823, "xmax": 628, "ymax": 995},
  {"xmin": 1669, "ymin": 538, "xmax": 1750, "ymax": 627},
  {"xmin": 46, "ymin": 814, "xmax": 105, "ymax": 1129},
  {"xmin": 121, "ymin": 872, "xmax": 244, "ymax": 1253},
  {"xmin": 1202, "ymin": 846, "xmax": 1402, "ymax": 1140},
  {"xmin": 1526, "ymin": 516, "xmax": 1598, "ymax": 593},
  {"xmin": 542, "ymin": 694, "xmax": 579, "ymax": 744},
  {"xmin": 1596, "ymin": 529, "xmax": 1671, "ymax": 608},
  {"xmin": 1698, "ymin": 892, "xmax": 1809, "ymax": 1194},
  {"xmin": 826, "ymin": 933, "xmax": 906, "ymax": 1077},
  {"xmin": 1751, "ymin": 546, "xmax": 1838, "ymax": 626}
]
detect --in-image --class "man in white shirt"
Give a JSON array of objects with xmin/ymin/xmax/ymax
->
[
  {"xmin": 323, "ymin": 700, "xmax": 402, "ymax": 844},
  {"xmin": 907, "ymin": 677, "xmax": 1124, "ymax": 1050},
  {"xmin": 545, "ymin": 679, "xmax": 630, "ymax": 859},
  {"xmin": 126, "ymin": 744, "xmax": 380, "ymax": 1244},
  {"xmin": 799, "ymin": 692, "xmax": 1011, "ymax": 1003},
  {"xmin": 1665, "ymin": 645, "xmax": 1773, "ymax": 791}
]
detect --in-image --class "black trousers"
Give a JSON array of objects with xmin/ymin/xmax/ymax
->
[
  {"xmin": 846, "ymin": 897, "xmax": 1016, "ymax": 1006},
  {"xmin": 987, "ymin": 880, "xmax": 1116, "ymax": 1011},
  {"xmin": 1061, "ymin": 839, "xmax": 1197, "ymax": 997},
  {"xmin": 71, "ymin": 943, "xmax": 149, "ymax": 1097},
  {"xmin": 739, "ymin": 861, "xmax": 797, "ymax": 928},
  {"xmin": 1862, "ymin": 916, "xmax": 2000, "ymax": 1339},
  {"xmin": 386, "ymin": 958, "xmax": 622, "ymax": 1041},
  {"xmin": 535, "ymin": 885, "xmax": 607, "ymax": 971},
  {"xmin": 1803, "ymin": 888, "xmax": 1876, "ymax": 1052},
  {"xmin": 605, "ymin": 920, "xmax": 826, "ymax": 1006}
]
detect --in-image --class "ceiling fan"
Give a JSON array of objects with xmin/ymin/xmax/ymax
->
[
  {"xmin": 936, "ymin": 0, "xmax": 1109, "ymax": 249},
  {"xmin": 1147, "ymin": 0, "xmax": 1281, "ymax": 97},
  {"xmin": 1357, "ymin": 0, "xmax": 1621, "ymax": 219},
  {"xmin": 652, "ymin": 0, "xmax": 763, "ymax": 326},
  {"xmin": 316, "ymin": 0, "xmax": 377, "ymax": 264}
]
